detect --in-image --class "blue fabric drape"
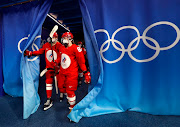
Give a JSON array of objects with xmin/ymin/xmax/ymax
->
[
  {"xmin": 0, "ymin": 9, "xmax": 4, "ymax": 97},
  {"xmin": 69, "ymin": 0, "xmax": 180, "ymax": 122},
  {"xmin": 2, "ymin": 0, "xmax": 52, "ymax": 119}
]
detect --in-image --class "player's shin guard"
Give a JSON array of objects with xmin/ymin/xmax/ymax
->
[{"xmin": 46, "ymin": 84, "xmax": 52, "ymax": 98}]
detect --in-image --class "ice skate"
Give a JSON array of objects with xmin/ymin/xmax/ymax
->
[{"xmin": 43, "ymin": 98, "xmax": 53, "ymax": 111}]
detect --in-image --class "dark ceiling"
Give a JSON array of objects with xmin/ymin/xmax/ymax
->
[
  {"xmin": 46, "ymin": 0, "xmax": 84, "ymax": 41},
  {"xmin": 0, "ymin": 0, "xmax": 84, "ymax": 41}
]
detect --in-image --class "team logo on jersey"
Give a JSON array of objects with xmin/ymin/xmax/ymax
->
[
  {"xmin": 62, "ymin": 57, "xmax": 66, "ymax": 63},
  {"xmin": 46, "ymin": 50, "xmax": 57, "ymax": 62},
  {"xmin": 61, "ymin": 53, "xmax": 71, "ymax": 69}
]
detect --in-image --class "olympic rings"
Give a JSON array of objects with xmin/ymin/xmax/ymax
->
[
  {"xmin": 95, "ymin": 21, "xmax": 180, "ymax": 63},
  {"xmin": 18, "ymin": 34, "xmax": 41, "ymax": 61}
]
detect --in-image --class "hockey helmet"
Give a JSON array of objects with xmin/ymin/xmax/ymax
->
[
  {"xmin": 61, "ymin": 32, "xmax": 74, "ymax": 39},
  {"xmin": 78, "ymin": 41, "xmax": 83, "ymax": 45},
  {"xmin": 53, "ymin": 32, "xmax": 58, "ymax": 38}
]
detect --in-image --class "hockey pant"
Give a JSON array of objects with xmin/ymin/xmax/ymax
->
[{"xmin": 58, "ymin": 72, "xmax": 78, "ymax": 109}]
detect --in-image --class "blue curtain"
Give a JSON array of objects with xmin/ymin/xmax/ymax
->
[
  {"xmin": 0, "ymin": 9, "xmax": 4, "ymax": 97},
  {"xmin": 2, "ymin": 0, "xmax": 53, "ymax": 119},
  {"xmin": 69, "ymin": 0, "xmax": 180, "ymax": 122}
]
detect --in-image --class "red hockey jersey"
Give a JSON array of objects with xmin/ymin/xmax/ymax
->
[
  {"xmin": 32, "ymin": 42, "xmax": 62, "ymax": 69},
  {"xmin": 57, "ymin": 44, "xmax": 87, "ymax": 74},
  {"xmin": 82, "ymin": 47, "xmax": 87, "ymax": 56}
]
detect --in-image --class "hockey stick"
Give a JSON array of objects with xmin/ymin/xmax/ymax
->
[
  {"xmin": 54, "ymin": 76, "xmax": 58, "ymax": 95},
  {"xmin": 40, "ymin": 68, "xmax": 56, "ymax": 77},
  {"xmin": 49, "ymin": 25, "xmax": 58, "ymax": 38},
  {"xmin": 50, "ymin": 25, "xmax": 59, "ymax": 94},
  {"xmin": 40, "ymin": 68, "xmax": 48, "ymax": 77},
  {"xmin": 39, "ymin": 25, "xmax": 58, "ymax": 78}
]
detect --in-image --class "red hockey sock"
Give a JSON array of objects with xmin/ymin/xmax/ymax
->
[{"xmin": 46, "ymin": 84, "xmax": 52, "ymax": 98}]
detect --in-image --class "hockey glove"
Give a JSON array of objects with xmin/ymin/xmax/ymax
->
[
  {"xmin": 52, "ymin": 60, "xmax": 60, "ymax": 67},
  {"xmin": 47, "ymin": 37, "xmax": 52, "ymax": 43},
  {"xmin": 24, "ymin": 50, "xmax": 33, "ymax": 57},
  {"xmin": 83, "ymin": 71, "xmax": 91, "ymax": 84},
  {"xmin": 52, "ymin": 61, "xmax": 60, "ymax": 75}
]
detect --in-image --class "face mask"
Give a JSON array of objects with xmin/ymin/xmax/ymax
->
[
  {"xmin": 52, "ymin": 38, "xmax": 56, "ymax": 43},
  {"xmin": 62, "ymin": 39, "xmax": 69, "ymax": 47},
  {"xmin": 63, "ymin": 39, "xmax": 69, "ymax": 44}
]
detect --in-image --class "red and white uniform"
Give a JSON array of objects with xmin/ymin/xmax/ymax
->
[
  {"xmin": 57, "ymin": 44, "xmax": 87, "ymax": 108},
  {"xmin": 32, "ymin": 42, "xmax": 61, "ymax": 69},
  {"xmin": 82, "ymin": 47, "xmax": 87, "ymax": 56},
  {"xmin": 79, "ymin": 47, "xmax": 87, "ymax": 69},
  {"xmin": 32, "ymin": 42, "xmax": 62, "ymax": 98},
  {"xmin": 78, "ymin": 47, "xmax": 87, "ymax": 79}
]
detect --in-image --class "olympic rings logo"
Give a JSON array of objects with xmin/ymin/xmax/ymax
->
[
  {"xmin": 18, "ymin": 34, "xmax": 41, "ymax": 61},
  {"xmin": 94, "ymin": 21, "xmax": 180, "ymax": 64}
]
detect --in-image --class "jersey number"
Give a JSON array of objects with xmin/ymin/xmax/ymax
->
[{"xmin": 77, "ymin": 47, "xmax": 82, "ymax": 52}]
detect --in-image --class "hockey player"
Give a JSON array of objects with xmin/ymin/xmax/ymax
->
[
  {"xmin": 77, "ymin": 41, "xmax": 88, "ymax": 86},
  {"xmin": 55, "ymin": 32, "xmax": 91, "ymax": 112},
  {"xmin": 77, "ymin": 41, "xmax": 86, "ymax": 55},
  {"xmin": 24, "ymin": 32, "xmax": 62, "ymax": 110}
]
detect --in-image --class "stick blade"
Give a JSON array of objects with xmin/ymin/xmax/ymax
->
[
  {"xmin": 40, "ymin": 68, "xmax": 48, "ymax": 77},
  {"xmin": 49, "ymin": 25, "xmax": 58, "ymax": 38}
]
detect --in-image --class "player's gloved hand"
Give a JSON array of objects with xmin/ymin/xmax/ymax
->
[
  {"xmin": 47, "ymin": 37, "xmax": 52, "ymax": 43},
  {"xmin": 83, "ymin": 71, "xmax": 91, "ymax": 84},
  {"xmin": 52, "ymin": 60, "xmax": 58, "ymax": 67},
  {"xmin": 52, "ymin": 61, "xmax": 59, "ymax": 75},
  {"xmin": 24, "ymin": 50, "xmax": 32, "ymax": 57},
  {"xmin": 52, "ymin": 61, "xmax": 60, "ymax": 69}
]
